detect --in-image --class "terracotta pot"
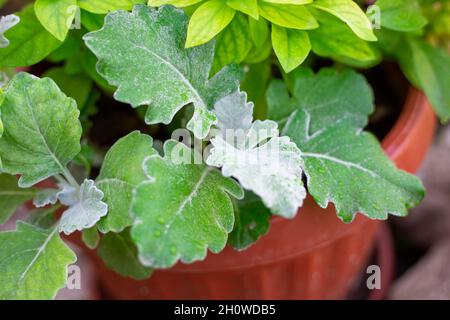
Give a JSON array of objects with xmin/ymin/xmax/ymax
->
[{"xmin": 92, "ymin": 88, "xmax": 435, "ymax": 300}]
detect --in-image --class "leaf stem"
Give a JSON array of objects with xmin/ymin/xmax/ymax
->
[{"xmin": 55, "ymin": 168, "xmax": 79, "ymax": 189}]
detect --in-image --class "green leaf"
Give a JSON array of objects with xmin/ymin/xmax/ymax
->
[
  {"xmin": 0, "ymin": 73, "xmax": 82, "ymax": 188},
  {"xmin": 266, "ymin": 79, "xmax": 295, "ymax": 125},
  {"xmin": 212, "ymin": 13, "xmax": 252, "ymax": 74},
  {"xmin": 78, "ymin": 0, "xmax": 146, "ymax": 14},
  {"xmin": 272, "ymin": 25, "xmax": 311, "ymax": 73},
  {"xmin": 26, "ymin": 206, "xmax": 58, "ymax": 229},
  {"xmin": 241, "ymin": 60, "xmax": 272, "ymax": 119},
  {"xmin": 81, "ymin": 226, "xmax": 99, "ymax": 249},
  {"xmin": 258, "ymin": 1, "xmax": 318, "ymax": 30},
  {"xmin": 227, "ymin": 0, "xmax": 259, "ymax": 19},
  {"xmin": 33, "ymin": 188, "xmax": 59, "ymax": 208},
  {"xmin": 46, "ymin": 31, "xmax": 81, "ymax": 63},
  {"xmin": 131, "ymin": 140, "xmax": 244, "ymax": 268},
  {"xmin": 274, "ymin": 68, "xmax": 375, "ymax": 129},
  {"xmin": 376, "ymin": 0, "xmax": 428, "ymax": 32},
  {"xmin": 43, "ymin": 67, "xmax": 93, "ymax": 109},
  {"xmin": 207, "ymin": 91, "xmax": 306, "ymax": 218},
  {"xmin": 283, "ymin": 69, "xmax": 425, "ymax": 222},
  {"xmin": 311, "ymin": 0, "xmax": 377, "ymax": 41},
  {"xmin": 80, "ymin": 10, "xmax": 105, "ymax": 32},
  {"xmin": 84, "ymin": 5, "xmax": 242, "ymax": 139},
  {"xmin": 34, "ymin": 0, "xmax": 77, "ymax": 41},
  {"xmin": 98, "ymin": 229, "xmax": 153, "ymax": 280},
  {"xmin": 308, "ymin": 9, "xmax": 381, "ymax": 67},
  {"xmin": 396, "ymin": 37, "xmax": 450, "ymax": 123},
  {"xmin": 249, "ymin": 16, "xmax": 269, "ymax": 48},
  {"xmin": 0, "ymin": 14, "xmax": 20, "ymax": 48},
  {"xmin": 0, "ymin": 6, "xmax": 61, "ymax": 67},
  {"xmin": 186, "ymin": 0, "xmax": 236, "ymax": 47},
  {"xmin": 229, "ymin": 192, "xmax": 271, "ymax": 251},
  {"xmin": 244, "ymin": 36, "xmax": 272, "ymax": 63},
  {"xmin": 96, "ymin": 131, "xmax": 156, "ymax": 233},
  {"xmin": 148, "ymin": 0, "xmax": 204, "ymax": 7},
  {"xmin": 262, "ymin": 0, "xmax": 313, "ymax": 5},
  {"xmin": 58, "ymin": 179, "xmax": 108, "ymax": 235},
  {"xmin": 0, "ymin": 222, "xmax": 77, "ymax": 299},
  {"xmin": 0, "ymin": 174, "xmax": 35, "ymax": 225}
]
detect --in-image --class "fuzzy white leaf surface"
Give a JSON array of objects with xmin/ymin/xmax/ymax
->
[
  {"xmin": 59, "ymin": 179, "xmax": 108, "ymax": 235},
  {"xmin": 207, "ymin": 91, "xmax": 306, "ymax": 218},
  {"xmin": 33, "ymin": 189, "xmax": 59, "ymax": 208},
  {"xmin": 0, "ymin": 15, "xmax": 19, "ymax": 48}
]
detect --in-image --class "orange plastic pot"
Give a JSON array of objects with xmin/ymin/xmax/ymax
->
[{"xmin": 92, "ymin": 88, "xmax": 436, "ymax": 300}]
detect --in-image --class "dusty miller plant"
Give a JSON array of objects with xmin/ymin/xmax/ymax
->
[{"xmin": 0, "ymin": 0, "xmax": 448, "ymax": 299}]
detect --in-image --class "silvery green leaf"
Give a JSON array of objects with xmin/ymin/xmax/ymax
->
[
  {"xmin": 131, "ymin": 140, "xmax": 244, "ymax": 268},
  {"xmin": 207, "ymin": 91, "xmax": 306, "ymax": 218},
  {"xmin": 267, "ymin": 68, "xmax": 374, "ymax": 128},
  {"xmin": 59, "ymin": 179, "xmax": 108, "ymax": 235},
  {"xmin": 229, "ymin": 192, "xmax": 271, "ymax": 251},
  {"xmin": 33, "ymin": 188, "xmax": 59, "ymax": 208},
  {"xmin": 214, "ymin": 88, "xmax": 253, "ymax": 133},
  {"xmin": 0, "ymin": 14, "xmax": 19, "ymax": 48},
  {"xmin": 56, "ymin": 182, "xmax": 78, "ymax": 206},
  {"xmin": 0, "ymin": 174, "xmax": 35, "ymax": 225},
  {"xmin": 81, "ymin": 226, "xmax": 99, "ymax": 249},
  {"xmin": 0, "ymin": 222, "xmax": 77, "ymax": 299},
  {"xmin": 0, "ymin": 73, "xmax": 82, "ymax": 188},
  {"xmin": 283, "ymin": 68, "xmax": 425, "ymax": 222},
  {"xmin": 98, "ymin": 228, "xmax": 153, "ymax": 280},
  {"xmin": 83, "ymin": 5, "xmax": 241, "ymax": 139},
  {"xmin": 96, "ymin": 131, "xmax": 156, "ymax": 233}
]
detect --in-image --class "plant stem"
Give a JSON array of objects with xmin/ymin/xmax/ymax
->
[{"xmin": 57, "ymin": 168, "xmax": 79, "ymax": 188}]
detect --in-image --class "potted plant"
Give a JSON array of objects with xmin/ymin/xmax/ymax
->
[{"xmin": 0, "ymin": 0, "xmax": 447, "ymax": 300}]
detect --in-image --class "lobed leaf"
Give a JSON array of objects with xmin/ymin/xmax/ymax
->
[
  {"xmin": 229, "ymin": 192, "xmax": 271, "ymax": 251},
  {"xmin": 282, "ymin": 69, "xmax": 425, "ymax": 221},
  {"xmin": 131, "ymin": 140, "xmax": 244, "ymax": 268},
  {"xmin": 84, "ymin": 5, "xmax": 242, "ymax": 139},
  {"xmin": 98, "ymin": 229, "xmax": 153, "ymax": 280},
  {"xmin": 0, "ymin": 174, "xmax": 35, "ymax": 225},
  {"xmin": 207, "ymin": 91, "xmax": 306, "ymax": 218},
  {"xmin": 0, "ymin": 222, "xmax": 76, "ymax": 299},
  {"xmin": 0, "ymin": 72, "xmax": 82, "ymax": 188},
  {"xmin": 59, "ymin": 179, "xmax": 108, "ymax": 235},
  {"xmin": 96, "ymin": 131, "xmax": 156, "ymax": 233}
]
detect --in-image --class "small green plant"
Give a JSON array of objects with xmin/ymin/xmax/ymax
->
[{"xmin": 0, "ymin": 0, "xmax": 448, "ymax": 299}]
